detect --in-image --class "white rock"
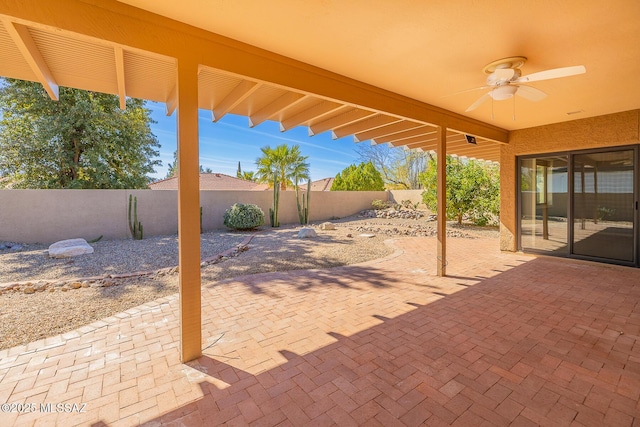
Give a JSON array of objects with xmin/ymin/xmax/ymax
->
[
  {"xmin": 297, "ymin": 228, "xmax": 317, "ymax": 238},
  {"xmin": 48, "ymin": 238, "xmax": 94, "ymax": 258},
  {"xmin": 359, "ymin": 234, "xmax": 376, "ymax": 238},
  {"xmin": 320, "ymin": 222, "xmax": 336, "ymax": 230}
]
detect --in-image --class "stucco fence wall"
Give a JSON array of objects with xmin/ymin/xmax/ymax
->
[{"xmin": 0, "ymin": 189, "xmax": 395, "ymax": 244}]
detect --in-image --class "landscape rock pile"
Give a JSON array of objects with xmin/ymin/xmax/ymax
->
[{"xmin": 359, "ymin": 208, "xmax": 430, "ymax": 220}]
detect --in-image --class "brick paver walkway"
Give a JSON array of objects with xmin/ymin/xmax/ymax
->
[{"xmin": 1, "ymin": 236, "xmax": 639, "ymax": 426}]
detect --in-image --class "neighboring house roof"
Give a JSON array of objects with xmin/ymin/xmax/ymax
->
[
  {"xmin": 149, "ymin": 173, "xmax": 269, "ymax": 191},
  {"xmin": 299, "ymin": 177, "xmax": 334, "ymax": 191}
]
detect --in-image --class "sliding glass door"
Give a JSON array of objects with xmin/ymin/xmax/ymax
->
[
  {"xmin": 520, "ymin": 156, "xmax": 569, "ymax": 254},
  {"xmin": 519, "ymin": 146, "xmax": 638, "ymax": 266},
  {"xmin": 572, "ymin": 149, "xmax": 635, "ymax": 263}
]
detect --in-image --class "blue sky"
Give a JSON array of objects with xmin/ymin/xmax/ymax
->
[{"xmin": 146, "ymin": 101, "xmax": 362, "ymax": 182}]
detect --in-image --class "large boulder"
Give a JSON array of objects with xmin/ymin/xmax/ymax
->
[
  {"xmin": 48, "ymin": 238, "xmax": 94, "ymax": 258},
  {"xmin": 297, "ymin": 228, "xmax": 317, "ymax": 238}
]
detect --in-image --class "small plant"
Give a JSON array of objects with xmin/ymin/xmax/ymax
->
[
  {"xmin": 401, "ymin": 199, "xmax": 420, "ymax": 211},
  {"xmin": 128, "ymin": 194, "xmax": 143, "ymax": 240},
  {"xmin": 224, "ymin": 203, "xmax": 265, "ymax": 230},
  {"xmin": 371, "ymin": 199, "xmax": 387, "ymax": 210},
  {"xmin": 597, "ymin": 206, "xmax": 615, "ymax": 221},
  {"xmin": 200, "ymin": 206, "xmax": 203, "ymax": 234}
]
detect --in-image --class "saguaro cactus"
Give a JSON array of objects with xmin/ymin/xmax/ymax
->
[
  {"xmin": 128, "ymin": 194, "xmax": 143, "ymax": 240},
  {"xmin": 269, "ymin": 176, "xmax": 280, "ymax": 227}
]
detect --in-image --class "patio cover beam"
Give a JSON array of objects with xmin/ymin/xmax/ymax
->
[
  {"xmin": 249, "ymin": 92, "xmax": 306, "ymax": 128},
  {"xmin": 2, "ymin": 18, "xmax": 59, "ymax": 101},
  {"xmin": 212, "ymin": 80, "xmax": 260, "ymax": 122},
  {"xmin": 0, "ymin": 0, "xmax": 508, "ymax": 143},
  {"xmin": 372, "ymin": 127, "xmax": 437, "ymax": 145},
  {"xmin": 308, "ymin": 108, "xmax": 376, "ymax": 136},
  {"xmin": 279, "ymin": 100, "xmax": 343, "ymax": 131},
  {"xmin": 331, "ymin": 114, "xmax": 402, "ymax": 140},
  {"xmin": 354, "ymin": 121, "xmax": 425, "ymax": 143},
  {"xmin": 114, "ymin": 46, "xmax": 126, "ymax": 110}
]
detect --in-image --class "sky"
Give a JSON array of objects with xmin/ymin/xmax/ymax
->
[{"xmin": 146, "ymin": 101, "xmax": 363, "ymax": 182}]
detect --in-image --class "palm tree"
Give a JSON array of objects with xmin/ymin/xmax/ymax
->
[
  {"xmin": 241, "ymin": 171, "xmax": 257, "ymax": 182},
  {"xmin": 255, "ymin": 144, "xmax": 310, "ymax": 190}
]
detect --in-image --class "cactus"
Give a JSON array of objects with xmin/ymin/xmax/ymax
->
[
  {"xmin": 200, "ymin": 206, "xmax": 203, "ymax": 234},
  {"xmin": 295, "ymin": 177, "xmax": 311, "ymax": 225},
  {"xmin": 128, "ymin": 194, "xmax": 143, "ymax": 240},
  {"xmin": 269, "ymin": 176, "xmax": 280, "ymax": 227}
]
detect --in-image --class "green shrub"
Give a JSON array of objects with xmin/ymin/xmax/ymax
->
[
  {"xmin": 371, "ymin": 199, "xmax": 388, "ymax": 210},
  {"xmin": 223, "ymin": 203, "xmax": 265, "ymax": 230}
]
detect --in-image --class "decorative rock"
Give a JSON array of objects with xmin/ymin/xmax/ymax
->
[
  {"xmin": 359, "ymin": 234, "xmax": 375, "ymax": 238},
  {"xmin": 320, "ymin": 222, "xmax": 336, "ymax": 230},
  {"xmin": 48, "ymin": 238, "xmax": 94, "ymax": 259},
  {"xmin": 70, "ymin": 282, "xmax": 82, "ymax": 289},
  {"xmin": 297, "ymin": 228, "xmax": 317, "ymax": 238},
  {"xmin": 24, "ymin": 287, "xmax": 35, "ymax": 294}
]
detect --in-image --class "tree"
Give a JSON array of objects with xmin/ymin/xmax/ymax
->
[
  {"xmin": 240, "ymin": 171, "xmax": 257, "ymax": 182},
  {"xmin": 331, "ymin": 162, "xmax": 385, "ymax": 191},
  {"xmin": 356, "ymin": 143, "xmax": 432, "ymax": 189},
  {"xmin": 0, "ymin": 79, "xmax": 160, "ymax": 189},
  {"xmin": 255, "ymin": 144, "xmax": 310, "ymax": 190},
  {"xmin": 165, "ymin": 150, "xmax": 212, "ymax": 178},
  {"xmin": 420, "ymin": 156, "xmax": 500, "ymax": 226}
]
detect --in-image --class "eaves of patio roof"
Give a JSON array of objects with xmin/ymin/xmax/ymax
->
[{"xmin": 0, "ymin": 0, "xmax": 511, "ymax": 162}]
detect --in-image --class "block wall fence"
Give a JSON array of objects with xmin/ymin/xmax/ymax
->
[{"xmin": 0, "ymin": 189, "xmax": 422, "ymax": 244}]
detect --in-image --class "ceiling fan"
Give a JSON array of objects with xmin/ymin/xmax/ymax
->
[{"xmin": 463, "ymin": 56, "xmax": 586, "ymax": 115}]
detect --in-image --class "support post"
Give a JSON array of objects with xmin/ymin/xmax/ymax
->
[
  {"xmin": 437, "ymin": 126, "xmax": 447, "ymax": 277},
  {"xmin": 176, "ymin": 59, "xmax": 201, "ymax": 363}
]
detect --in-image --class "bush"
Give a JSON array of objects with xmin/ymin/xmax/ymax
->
[
  {"xmin": 223, "ymin": 203, "xmax": 265, "ymax": 230},
  {"xmin": 371, "ymin": 199, "xmax": 388, "ymax": 210}
]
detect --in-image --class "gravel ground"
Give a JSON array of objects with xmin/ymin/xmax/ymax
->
[{"xmin": 0, "ymin": 213, "xmax": 498, "ymax": 350}]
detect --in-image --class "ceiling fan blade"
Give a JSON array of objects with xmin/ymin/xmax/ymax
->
[
  {"xmin": 465, "ymin": 93, "xmax": 491, "ymax": 112},
  {"xmin": 517, "ymin": 65, "xmax": 586, "ymax": 83},
  {"xmin": 443, "ymin": 85, "xmax": 491, "ymax": 97},
  {"xmin": 516, "ymin": 85, "xmax": 547, "ymax": 101}
]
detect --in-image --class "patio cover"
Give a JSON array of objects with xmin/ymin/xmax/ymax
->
[{"xmin": 0, "ymin": 0, "xmax": 509, "ymax": 362}]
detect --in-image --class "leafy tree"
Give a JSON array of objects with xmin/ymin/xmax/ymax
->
[
  {"xmin": 165, "ymin": 150, "xmax": 212, "ymax": 178},
  {"xmin": 0, "ymin": 79, "xmax": 160, "ymax": 189},
  {"xmin": 356, "ymin": 143, "xmax": 432, "ymax": 189},
  {"xmin": 331, "ymin": 161, "xmax": 385, "ymax": 191},
  {"xmin": 420, "ymin": 156, "xmax": 500, "ymax": 226},
  {"xmin": 255, "ymin": 144, "xmax": 309, "ymax": 190}
]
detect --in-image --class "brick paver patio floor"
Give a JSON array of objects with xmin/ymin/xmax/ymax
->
[{"xmin": 1, "ymin": 236, "xmax": 639, "ymax": 426}]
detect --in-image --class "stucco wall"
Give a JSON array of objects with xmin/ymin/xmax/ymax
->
[
  {"xmin": 0, "ymin": 189, "xmax": 387, "ymax": 244},
  {"xmin": 500, "ymin": 109, "xmax": 640, "ymax": 251},
  {"xmin": 388, "ymin": 189, "xmax": 424, "ymax": 206}
]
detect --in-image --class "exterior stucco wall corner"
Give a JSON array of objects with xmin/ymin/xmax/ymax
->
[{"xmin": 499, "ymin": 141, "xmax": 517, "ymax": 252}]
